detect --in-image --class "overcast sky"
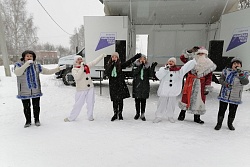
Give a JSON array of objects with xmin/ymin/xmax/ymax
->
[{"xmin": 26, "ymin": 0, "xmax": 105, "ymax": 47}]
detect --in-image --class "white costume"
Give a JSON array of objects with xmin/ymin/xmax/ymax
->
[
  {"xmin": 66, "ymin": 54, "xmax": 105, "ymax": 121},
  {"xmin": 154, "ymin": 59, "xmax": 197, "ymax": 121}
]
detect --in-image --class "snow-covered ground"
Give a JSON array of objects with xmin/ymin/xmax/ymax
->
[{"xmin": 0, "ymin": 64, "xmax": 250, "ymax": 167}]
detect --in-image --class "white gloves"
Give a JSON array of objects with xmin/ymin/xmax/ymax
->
[
  {"xmin": 59, "ymin": 65, "xmax": 66, "ymax": 70},
  {"xmin": 26, "ymin": 60, "xmax": 33, "ymax": 64},
  {"xmin": 80, "ymin": 62, "xmax": 85, "ymax": 66},
  {"xmin": 101, "ymin": 53, "xmax": 107, "ymax": 57},
  {"xmin": 164, "ymin": 64, "xmax": 170, "ymax": 70}
]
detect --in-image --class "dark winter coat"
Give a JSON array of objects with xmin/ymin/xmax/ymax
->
[
  {"xmin": 105, "ymin": 54, "xmax": 141, "ymax": 101},
  {"xmin": 218, "ymin": 68, "xmax": 249, "ymax": 104},
  {"xmin": 132, "ymin": 60, "xmax": 151, "ymax": 99}
]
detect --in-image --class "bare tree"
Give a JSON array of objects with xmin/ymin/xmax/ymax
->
[
  {"xmin": 239, "ymin": 0, "xmax": 250, "ymax": 9},
  {"xmin": 69, "ymin": 25, "xmax": 85, "ymax": 53},
  {"xmin": 56, "ymin": 45, "xmax": 71, "ymax": 58},
  {"xmin": 0, "ymin": 0, "xmax": 38, "ymax": 62}
]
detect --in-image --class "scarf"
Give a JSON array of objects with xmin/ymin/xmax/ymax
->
[
  {"xmin": 84, "ymin": 65, "xmax": 90, "ymax": 74},
  {"xmin": 75, "ymin": 64, "xmax": 90, "ymax": 74},
  {"xmin": 140, "ymin": 68, "xmax": 144, "ymax": 80},
  {"xmin": 111, "ymin": 66, "xmax": 117, "ymax": 77}
]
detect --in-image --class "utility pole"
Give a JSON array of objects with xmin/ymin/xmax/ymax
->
[{"xmin": 0, "ymin": 11, "xmax": 11, "ymax": 76}]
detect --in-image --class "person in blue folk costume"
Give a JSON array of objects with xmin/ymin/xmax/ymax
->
[
  {"xmin": 14, "ymin": 50, "xmax": 66, "ymax": 128},
  {"xmin": 215, "ymin": 57, "xmax": 249, "ymax": 131}
]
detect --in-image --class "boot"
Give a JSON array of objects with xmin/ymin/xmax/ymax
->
[
  {"xmin": 24, "ymin": 109, "xmax": 31, "ymax": 128},
  {"xmin": 168, "ymin": 117, "xmax": 175, "ymax": 123},
  {"xmin": 111, "ymin": 111, "xmax": 118, "ymax": 121},
  {"xmin": 140, "ymin": 100, "xmax": 146, "ymax": 121},
  {"xmin": 214, "ymin": 116, "xmax": 224, "ymax": 130},
  {"xmin": 24, "ymin": 121, "xmax": 31, "ymax": 128},
  {"xmin": 118, "ymin": 111, "xmax": 123, "ymax": 120},
  {"xmin": 140, "ymin": 113, "xmax": 146, "ymax": 121},
  {"xmin": 34, "ymin": 110, "xmax": 40, "ymax": 126},
  {"xmin": 134, "ymin": 107, "xmax": 140, "ymax": 120},
  {"xmin": 194, "ymin": 114, "xmax": 204, "ymax": 124},
  {"xmin": 178, "ymin": 110, "xmax": 186, "ymax": 121},
  {"xmin": 35, "ymin": 119, "xmax": 41, "ymax": 126},
  {"xmin": 227, "ymin": 117, "xmax": 235, "ymax": 131},
  {"xmin": 153, "ymin": 117, "xmax": 161, "ymax": 123},
  {"xmin": 134, "ymin": 114, "xmax": 140, "ymax": 120},
  {"xmin": 134, "ymin": 100, "xmax": 140, "ymax": 120}
]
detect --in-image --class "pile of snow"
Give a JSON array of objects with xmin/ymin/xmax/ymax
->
[{"xmin": 0, "ymin": 65, "xmax": 250, "ymax": 167}]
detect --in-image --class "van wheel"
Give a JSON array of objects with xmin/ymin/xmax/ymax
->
[{"xmin": 62, "ymin": 69, "xmax": 75, "ymax": 86}]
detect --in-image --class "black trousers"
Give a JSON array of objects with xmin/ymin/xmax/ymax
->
[
  {"xmin": 218, "ymin": 101, "xmax": 238, "ymax": 118},
  {"xmin": 135, "ymin": 98, "xmax": 146, "ymax": 114},
  {"xmin": 113, "ymin": 99, "xmax": 123, "ymax": 113},
  {"xmin": 21, "ymin": 97, "xmax": 40, "ymax": 122}
]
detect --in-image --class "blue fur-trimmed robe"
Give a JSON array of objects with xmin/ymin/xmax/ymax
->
[{"xmin": 14, "ymin": 62, "xmax": 43, "ymax": 99}]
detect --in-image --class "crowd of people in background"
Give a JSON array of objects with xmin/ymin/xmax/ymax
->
[{"xmin": 14, "ymin": 48, "xmax": 249, "ymax": 131}]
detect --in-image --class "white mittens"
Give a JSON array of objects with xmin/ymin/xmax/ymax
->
[
  {"xmin": 164, "ymin": 64, "xmax": 170, "ymax": 70},
  {"xmin": 101, "ymin": 53, "xmax": 107, "ymax": 57},
  {"xmin": 59, "ymin": 65, "xmax": 66, "ymax": 70},
  {"xmin": 26, "ymin": 60, "xmax": 33, "ymax": 64}
]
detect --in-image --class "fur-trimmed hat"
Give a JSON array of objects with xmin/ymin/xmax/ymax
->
[
  {"xmin": 168, "ymin": 57, "xmax": 176, "ymax": 65},
  {"xmin": 74, "ymin": 55, "xmax": 83, "ymax": 63},
  {"xmin": 21, "ymin": 50, "xmax": 36, "ymax": 61},
  {"xmin": 231, "ymin": 57, "xmax": 242, "ymax": 66},
  {"xmin": 111, "ymin": 52, "xmax": 119, "ymax": 58},
  {"xmin": 140, "ymin": 54, "xmax": 147, "ymax": 60},
  {"xmin": 196, "ymin": 47, "xmax": 208, "ymax": 55}
]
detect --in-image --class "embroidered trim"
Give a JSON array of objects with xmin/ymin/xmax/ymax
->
[
  {"xmin": 26, "ymin": 65, "xmax": 38, "ymax": 89},
  {"xmin": 17, "ymin": 93, "xmax": 43, "ymax": 99},
  {"xmin": 218, "ymin": 97, "xmax": 241, "ymax": 105}
]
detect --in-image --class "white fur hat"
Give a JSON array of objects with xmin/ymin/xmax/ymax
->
[
  {"xmin": 196, "ymin": 47, "xmax": 208, "ymax": 55},
  {"xmin": 111, "ymin": 52, "xmax": 119, "ymax": 58},
  {"xmin": 141, "ymin": 54, "xmax": 147, "ymax": 58},
  {"xmin": 74, "ymin": 55, "xmax": 83, "ymax": 63},
  {"xmin": 168, "ymin": 57, "xmax": 176, "ymax": 65}
]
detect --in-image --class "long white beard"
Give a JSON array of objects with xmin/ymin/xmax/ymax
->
[{"xmin": 194, "ymin": 55, "xmax": 215, "ymax": 76}]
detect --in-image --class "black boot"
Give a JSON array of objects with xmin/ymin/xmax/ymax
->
[
  {"xmin": 134, "ymin": 108, "xmax": 140, "ymax": 120},
  {"xmin": 194, "ymin": 114, "xmax": 204, "ymax": 124},
  {"xmin": 227, "ymin": 117, "xmax": 235, "ymax": 130},
  {"xmin": 34, "ymin": 110, "xmax": 40, "ymax": 126},
  {"xmin": 178, "ymin": 110, "xmax": 186, "ymax": 121},
  {"xmin": 111, "ymin": 111, "xmax": 118, "ymax": 121},
  {"xmin": 140, "ymin": 99, "xmax": 146, "ymax": 121},
  {"xmin": 134, "ymin": 99, "xmax": 140, "ymax": 120},
  {"xmin": 140, "ymin": 113, "xmax": 146, "ymax": 121},
  {"xmin": 24, "ymin": 110, "xmax": 31, "ymax": 128},
  {"xmin": 214, "ymin": 116, "xmax": 224, "ymax": 130},
  {"xmin": 134, "ymin": 114, "xmax": 140, "ymax": 120},
  {"xmin": 118, "ymin": 111, "xmax": 123, "ymax": 120}
]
